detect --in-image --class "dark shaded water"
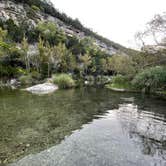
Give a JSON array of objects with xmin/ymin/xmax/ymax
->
[{"xmin": 0, "ymin": 88, "xmax": 166, "ymax": 166}]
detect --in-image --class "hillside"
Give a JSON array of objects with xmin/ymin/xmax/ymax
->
[
  {"xmin": 0, "ymin": 0, "xmax": 138, "ymax": 86},
  {"xmin": 0, "ymin": 0, "xmax": 134, "ymax": 55}
]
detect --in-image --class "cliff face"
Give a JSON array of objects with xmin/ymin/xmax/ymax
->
[{"xmin": 0, "ymin": 0, "xmax": 127, "ymax": 55}]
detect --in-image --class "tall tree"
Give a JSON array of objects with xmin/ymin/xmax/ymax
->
[
  {"xmin": 21, "ymin": 36, "xmax": 30, "ymax": 72},
  {"xmin": 79, "ymin": 54, "xmax": 92, "ymax": 75}
]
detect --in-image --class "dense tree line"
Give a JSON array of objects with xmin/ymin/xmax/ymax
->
[
  {"xmin": 107, "ymin": 13, "xmax": 166, "ymax": 94},
  {"xmin": 0, "ymin": 20, "xmax": 114, "ymax": 82},
  {"xmin": 1, "ymin": 0, "xmax": 166, "ymax": 93}
]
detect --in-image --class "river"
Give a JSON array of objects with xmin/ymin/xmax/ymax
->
[{"xmin": 0, "ymin": 88, "xmax": 166, "ymax": 166}]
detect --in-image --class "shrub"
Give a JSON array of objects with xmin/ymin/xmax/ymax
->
[
  {"xmin": 107, "ymin": 75, "xmax": 132, "ymax": 89},
  {"xmin": 36, "ymin": 22, "xmax": 67, "ymax": 45},
  {"xmin": 95, "ymin": 75, "xmax": 112, "ymax": 85},
  {"xmin": 106, "ymin": 54, "xmax": 136, "ymax": 77},
  {"xmin": 19, "ymin": 71, "xmax": 42, "ymax": 85},
  {"xmin": 17, "ymin": 68, "xmax": 27, "ymax": 76},
  {"xmin": 27, "ymin": 7, "xmax": 38, "ymax": 19},
  {"xmin": 111, "ymin": 75, "xmax": 129, "ymax": 85},
  {"xmin": 52, "ymin": 74, "xmax": 75, "ymax": 89},
  {"xmin": 19, "ymin": 74, "xmax": 33, "ymax": 85},
  {"xmin": 31, "ymin": 71, "xmax": 41, "ymax": 80},
  {"xmin": 132, "ymin": 66, "xmax": 166, "ymax": 93},
  {"xmin": 31, "ymin": 5, "xmax": 40, "ymax": 11},
  {"xmin": 0, "ymin": 64, "xmax": 21, "ymax": 77}
]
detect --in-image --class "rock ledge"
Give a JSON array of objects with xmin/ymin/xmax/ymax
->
[{"xmin": 26, "ymin": 83, "xmax": 58, "ymax": 94}]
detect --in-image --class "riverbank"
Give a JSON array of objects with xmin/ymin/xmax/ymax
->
[
  {"xmin": 1, "ymin": 75, "xmax": 166, "ymax": 100},
  {"xmin": 105, "ymin": 83, "xmax": 166, "ymax": 101},
  {"xmin": 105, "ymin": 82, "xmax": 139, "ymax": 93}
]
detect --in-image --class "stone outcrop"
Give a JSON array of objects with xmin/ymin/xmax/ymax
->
[
  {"xmin": 0, "ymin": 0, "xmax": 120, "ymax": 56},
  {"xmin": 25, "ymin": 83, "xmax": 58, "ymax": 94}
]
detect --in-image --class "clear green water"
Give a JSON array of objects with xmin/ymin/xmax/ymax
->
[{"xmin": 0, "ymin": 88, "xmax": 166, "ymax": 166}]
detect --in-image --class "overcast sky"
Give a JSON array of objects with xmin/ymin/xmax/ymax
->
[{"xmin": 50, "ymin": 0, "xmax": 166, "ymax": 49}]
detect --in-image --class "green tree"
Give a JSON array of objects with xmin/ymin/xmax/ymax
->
[
  {"xmin": 55, "ymin": 43, "xmax": 69, "ymax": 72},
  {"xmin": 21, "ymin": 36, "xmax": 30, "ymax": 72},
  {"xmin": 67, "ymin": 52, "xmax": 77, "ymax": 73},
  {"xmin": 0, "ymin": 27, "xmax": 7, "ymax": 41},
  {"xmin": 107, "ymin": 55, "xmax": 135, "ymax": 77},
  {"xmin": 0, "ymin": 27, "xmax": 9, "ymax": 56},
  {"xmin": 132, "ymin": 66, "xmax": 166, "ymax": 93},
  {"xmin": 38, "ymin": 37, "xmax": 52, "ymax": 77},
  {"xmin": 99, "ymin": 58, "xmax": 108, "ymax": 73},
  {"xmin": 36, "ymin": 22, "xmax": 66, "ymax": 45},
  {"xmin": 79, "ymin": 54, "xmax": 92, "ymax": 75}
]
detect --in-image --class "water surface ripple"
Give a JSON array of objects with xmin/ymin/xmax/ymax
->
[{"xmin": 0, "ymin": 88, "xmax": 165, "ymax": 166}]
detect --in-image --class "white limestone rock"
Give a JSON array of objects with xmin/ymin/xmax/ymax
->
[{"xmin": 26, "ymin": 83, "xmax": 58, "ymax": 94}]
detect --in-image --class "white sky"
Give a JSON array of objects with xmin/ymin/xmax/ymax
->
[{"xmin": 50, "ymin": 0, "xmax": 166, "ymax": 49}]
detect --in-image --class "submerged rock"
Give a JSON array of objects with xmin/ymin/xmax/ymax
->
[
  {"xmin": 25, "ymin": 83, "xmax": 58, "ymax": 94},
  {"xmin": 10, "ymin": 79, "xmax": 21, "ymax": 88}
]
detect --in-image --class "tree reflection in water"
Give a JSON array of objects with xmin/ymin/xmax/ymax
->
[{"xmin": 116, "ymin": 99, "xmax": 166, "ymax": 164}]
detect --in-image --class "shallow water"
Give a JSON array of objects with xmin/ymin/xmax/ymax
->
[{"xmin": 0, "ymin": 88, "xmax": 166, "ymax": 166}]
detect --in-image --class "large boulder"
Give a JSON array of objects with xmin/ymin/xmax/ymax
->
[{"xmin": 25, "ymin": 83, "xmax": 58, "ymax": 94}]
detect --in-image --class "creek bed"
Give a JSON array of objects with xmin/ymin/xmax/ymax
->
[{"xmin": 0, "ymin": 88, "xmax": 166, "ymax": 166}]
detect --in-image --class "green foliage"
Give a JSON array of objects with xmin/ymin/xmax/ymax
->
[
  {"xmin": 0, "ymin": 27, "xmax": 7, "ymax": 41},
  {"xmin": 67, "ymin": 52, "xmax": 77, "ymax": 73},
  {"xmin": 17, "ymin": 68, "xmax": 27, "ymax": 75},
  {"xmin": 111, "ymin": 75, "xmax": 130, "ymax": 85},
  {"xmin": 27, "ymin": 7, "xmax": 38, "ymax": 19},
  {"xmin": 0, "ymin": 41, "xmax": 10, "ymax": 50},
  {"xmin": 21, "ymin": 36, "xmax": 30, "ymax": 72},
  {"xmin": 37, "ymin": 38, "xmax": 76, "ymax": 77},
  {"xmin": 0, "ymin": 28, "xmax": 21, "ymax": 78},
  {"xmin": 0, "ymin": 19, "xmax": 39, "ymax": 43},
  {"xmin": 19, "ymin": 74, "xmax": 33, "ymax": 85},
  {"xmin": 79, "ymin": 54, "xmax": 92, "ymax": 75},
  {"xmin": 31, "ymin": 71, "xmax": 41, "ymax": 80},
  {"xmin": 51, "ymin": 43, "xmax": 73, "ymax": 73},
  {"xmin": 132, "ymin": 66, "xmax": 166, "ymax": 93},
  {"xmin": 106, "ymin": 75, "xmax": 132, "ymax": 90},
  {"xmin": 0, "ymin": 27, "xmax": 10, "ymax": 56},
  {"xmin": 18, "ymin": 71, "xmax": 41, "ymax": 85},
  {"xmin": 0, "ymin": 64, "xmax": 20, "ymax": 77},
  {"xmin": 36, "ymin": 22, "xmax": 66, "ymax": 45},
  {"xmin": 5, "ymin": 19, "xmax": 24, "ymax": 42},
  {"xmin": 52, "ymin": 74, "xmax": 75, "ymax": 89},
  {"xmin": 12, "ymin": 0, "xmax": 133, "ymax": 55},
  {"xmin": 0, "ymin": 13, "xmax": 136, "ymax": 83},
  {"xmin": 0, "ymin": 19, "xmax": 134, "ymax": 83},
  {"xmin": 95, "ymin": 75, "xmax": 111, "ymax": 85},
  {"xmin": 107, "ymin": 55, "xmax": 136, "ymax": 77},
  {"xmin": 37, "ymin": 22, "xmax": 57, "ymax": 37},
  {"xmin": 31, "ymin": 5, "xmax": 40, "ymax": 11},
  {"xmin": 67, "ymin": 36, "xmax": 86, "ymax": 55}
]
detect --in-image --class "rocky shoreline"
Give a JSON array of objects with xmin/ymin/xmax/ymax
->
[{"xmin": 25, "ymin": 83, "xmax": 58, "ymax": 94}]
